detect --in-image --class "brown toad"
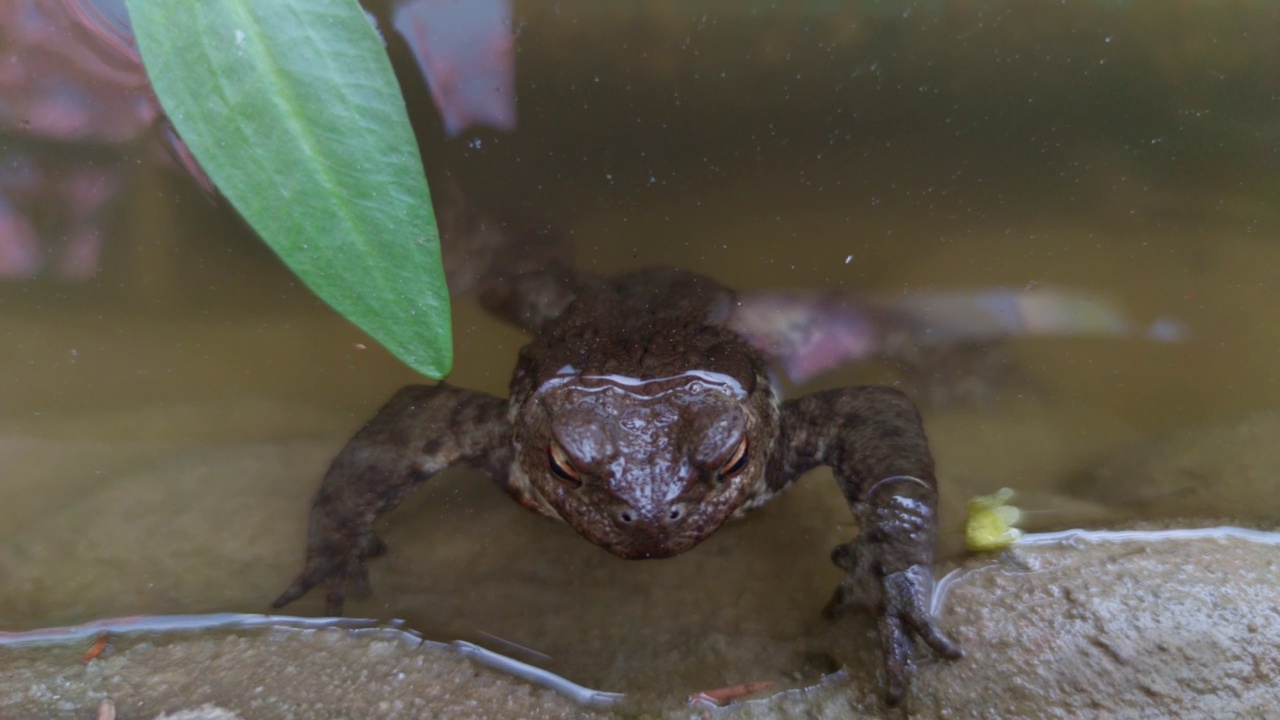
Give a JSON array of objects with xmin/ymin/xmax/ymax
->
[{"xmin": 274, "ymin": 215, "xmax": 963, "ymax": 704}]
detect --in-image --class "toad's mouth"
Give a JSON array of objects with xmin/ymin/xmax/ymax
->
[{"xmin": 577, "ymin": 525, "xmax": 706, "ymax": 560}]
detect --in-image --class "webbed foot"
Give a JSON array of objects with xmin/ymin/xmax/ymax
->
[
  {"xmin": 272, "ymin": 533, "xmax": 385, "ymax": 616},
  {"xmin": 824, "ymin": 550, "xmax": 962, "ymax": 705}
]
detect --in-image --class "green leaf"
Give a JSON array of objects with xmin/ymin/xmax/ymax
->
[{"xmin": 126, "ymin": 0, "xmax": 452, "ymax": 378}]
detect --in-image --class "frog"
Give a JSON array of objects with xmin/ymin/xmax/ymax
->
[{"xmin": 270, "ymin": 209, "xmax": 968, "ymax": 704}]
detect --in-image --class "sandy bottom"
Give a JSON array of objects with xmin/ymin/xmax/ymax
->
[{"xmin": 4, "ymin": 525, "xmax": 1279, "ymax": 719}]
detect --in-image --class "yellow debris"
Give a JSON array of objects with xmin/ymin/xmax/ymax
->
[{"xmin": 965, "ymin": 487, "xmax": 1023, "ymax": 552}]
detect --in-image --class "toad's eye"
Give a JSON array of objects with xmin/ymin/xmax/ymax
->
[
  {"xmin": 718, "ymin": 437, "xmax": 750, "ymax": 479},
  {"xmin": 548, "ymin": 443, "xmax": 581, "ymax": 487}
]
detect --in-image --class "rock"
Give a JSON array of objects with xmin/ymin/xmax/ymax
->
[
  {"xmin": 0, "ymin": 629, "xmax": 598, "ymax": 720},
  {"xmin": 910, "ymin": 529, "xmax": 1280, "ymax": 718}
]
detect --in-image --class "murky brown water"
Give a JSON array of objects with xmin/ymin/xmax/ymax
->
[{"xmin": 2, "ymin": 0, "xmax": 1279, "ymax": 704}]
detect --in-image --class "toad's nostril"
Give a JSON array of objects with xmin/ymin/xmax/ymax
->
[
  {"xmin": 668, "ymin": 506, "xmax": 683, "ymax": 521},
  {"xmin": 618, "ymin": 510, "xmax": 634, "ymax": 524}
]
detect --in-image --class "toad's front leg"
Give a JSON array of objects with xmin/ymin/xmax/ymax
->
[
  {"xmin": 273, "ymin": 384, "xmax": 511, "ymax": 615},
  {"xmin": 772, "ymin": 386, "xmax": 962, "ymax": 704}
]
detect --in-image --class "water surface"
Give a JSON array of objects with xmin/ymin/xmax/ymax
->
[{"xmin": 2, "ymin": 0, "xmax": 1278, "ymax": 701}]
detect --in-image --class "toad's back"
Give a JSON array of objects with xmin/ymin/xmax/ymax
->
[{"xmin": 512, "ymin": 266, "xmax": 767, "ymax": 399}]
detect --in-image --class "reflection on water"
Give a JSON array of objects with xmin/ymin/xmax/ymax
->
[
  {"xmin": 0, "ymin": 0, "xmax": 511, "ymax": 279},
  {"xmin": 2, "ymin": 0, "xmax": 1278, "ymax": 702}
]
